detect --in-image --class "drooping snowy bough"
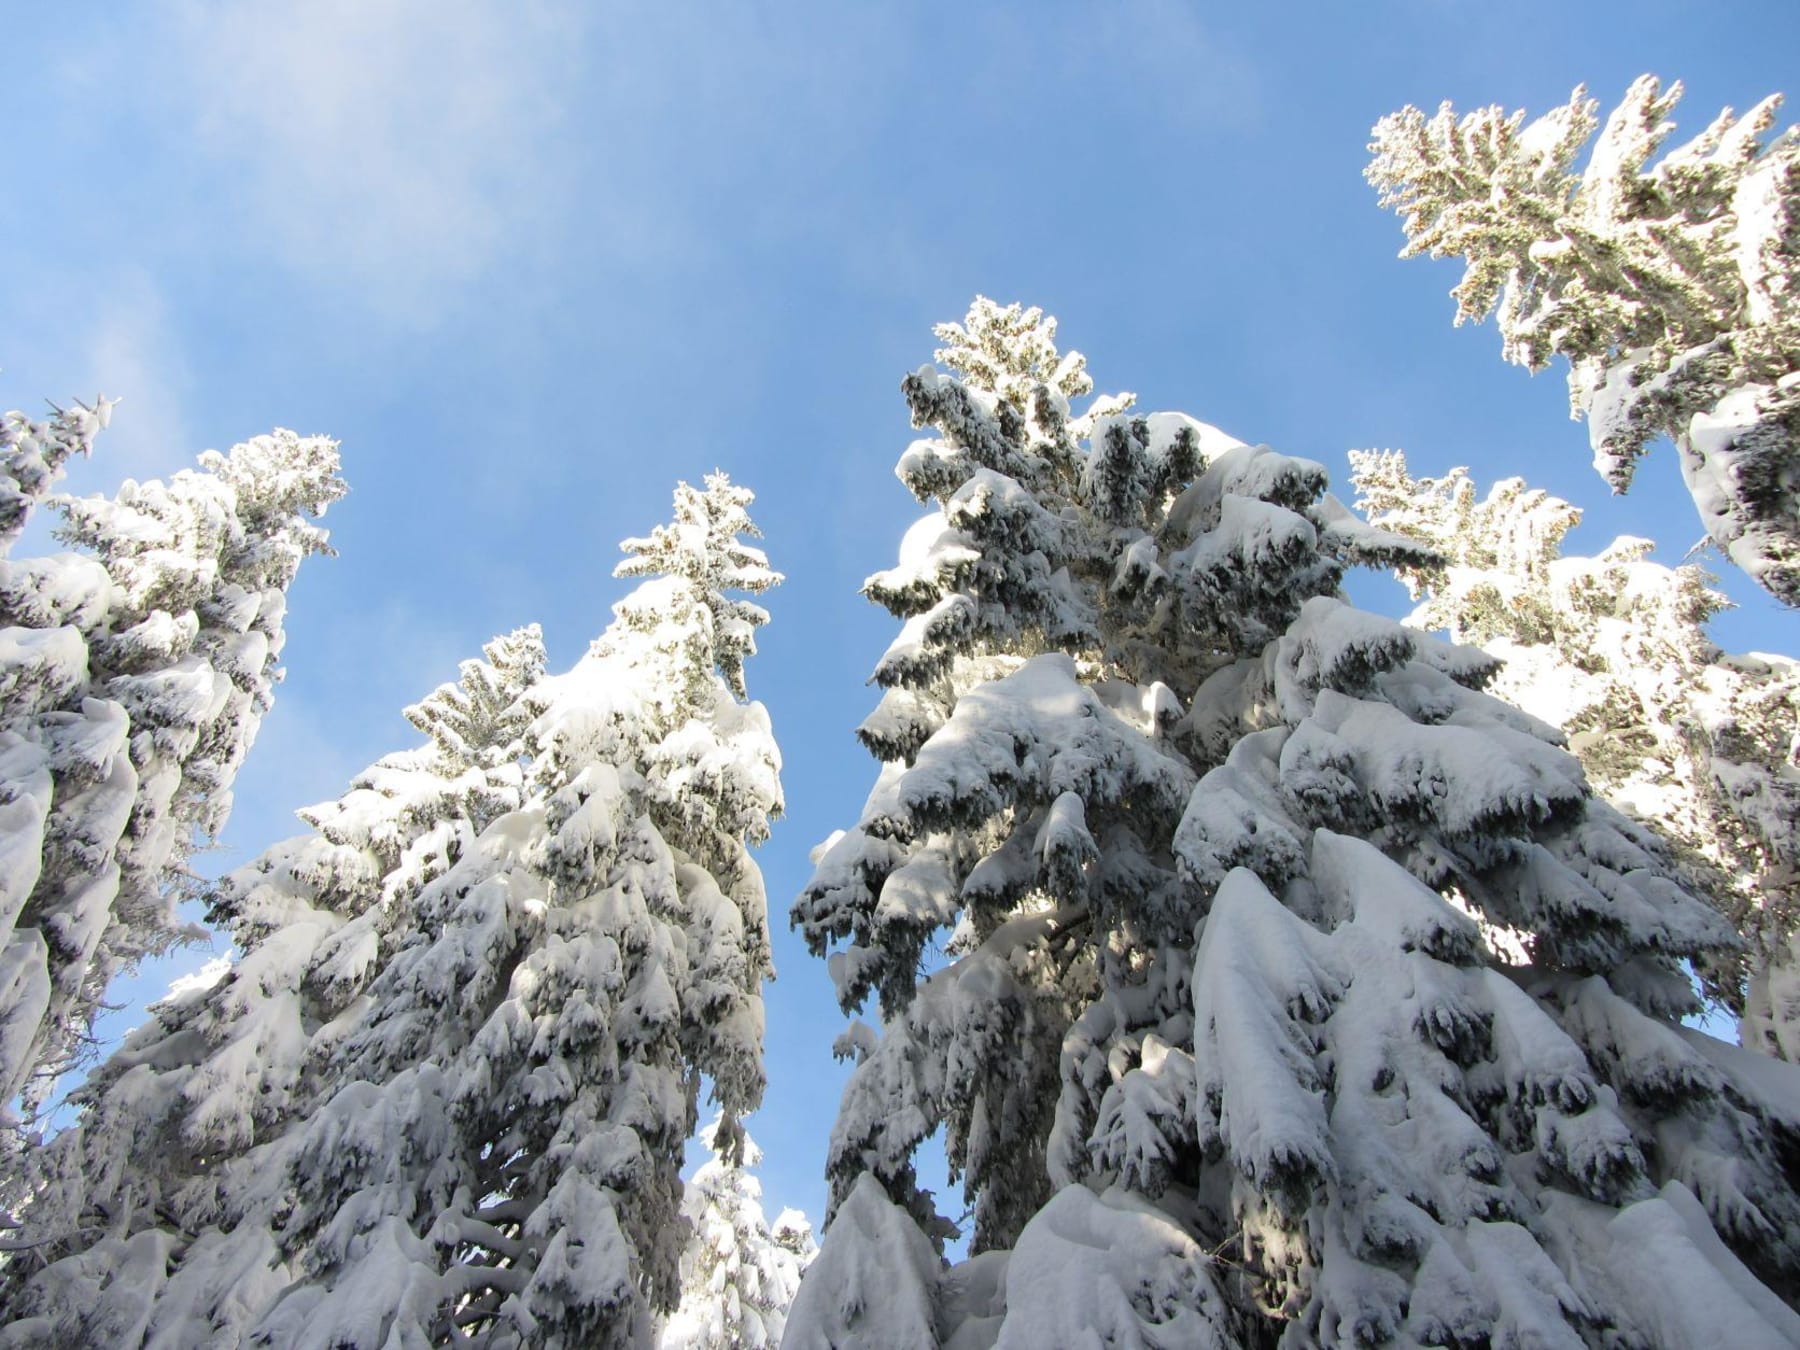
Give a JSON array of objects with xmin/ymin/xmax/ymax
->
[
  {"xmin": 1368, "ymin": 76, "xmax": 1800, "ymax": 606},
  {"xmin": 0, "ymin": 400, "xmax": 344, "ymax": 1128},
  {"xmin": 0, "ymin": 475, "xmax": 783, "ymax": 1349},
  {"xmin": 787, "ymin": 299, "xmax": 1800, "ymax": 1347},
  {"xmin": 1350, "ymin": 450, "xmax": 1800, "ymax": 1061}
]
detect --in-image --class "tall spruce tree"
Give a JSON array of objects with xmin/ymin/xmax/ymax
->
[
  {"xmin": 0, "ymin": 474, "xmax": 782, "ymax": 1349},
  {"xmin": 0, "ymin": 402, "xmax": 344, "ymax": 1125},
  {"xmin": 1349, "ymin": 450, "xmax": 1800, "ymax": 1060},
  {"xmin": 787, "ymin": 299, "xmax": 1800, "ymax": 1347},
  {"xmin": 1367, "ymin": 76, "xmax": 1800, "ymax": 605}
]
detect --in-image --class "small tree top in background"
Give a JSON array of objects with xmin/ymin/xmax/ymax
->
[{"xmin": 657, "ymin": 1115, "xmax": 814, "ymax": 1350}]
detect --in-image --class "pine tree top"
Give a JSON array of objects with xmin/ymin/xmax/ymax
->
[
  {"xmin": 611, "ymin": 472, "xmax": 781, "ymax": 702},
  {"xmin": 1368, "ymin": 74, "xmax": 1800, "ymax": 604}
]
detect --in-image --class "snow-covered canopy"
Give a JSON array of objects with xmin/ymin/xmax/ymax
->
[
  {"xmin": 788, "ymin": 298, "xmax": 1800, "ymax": 1348},
  {"xmin": 1, "ymin": 476, "xmax": 784, "ymax": 1349}
]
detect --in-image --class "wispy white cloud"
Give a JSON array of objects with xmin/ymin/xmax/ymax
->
[
  {"xmin": 159, "ymin": 0, "xmax": 586, "ymax": 322},
  {"xmin": 1, "ymin": 268, "xmax": 196, "ymax": 506},
  {"xmin": 74, "ymin": 273, "xmax": 196, "ymax": 487},
  {"xmin": 35, "ymin": 4, "xmax": 1256, "ymax": 339}
]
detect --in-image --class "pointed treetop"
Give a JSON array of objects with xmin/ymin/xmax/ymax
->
[
  {"xmin": 197, "ymin": 428, "xmax": 347, "ymax": 572},
  {"xmin": 613, "ymin": 471, "xmax": 781, "ymax": 700},
  {"xmin": 933, "ymin": 296, "xmax": 1097, "ymax": 407},
  {"xmin": 403, "ymin": 623, "xmax": 548, "ymax": 772},
  {"xmin": 0, "ymin": 397, "xmax": 111, "ymax": 552},
  {"xmin": 55, "ymin": 429, "xmax": 346, "ymax": 613}
]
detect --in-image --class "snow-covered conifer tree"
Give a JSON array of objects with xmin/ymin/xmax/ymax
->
[
  {"xmin": 788, "ymin": 299, "xmax": 1800, "ymax": 1346},
  {"xmin": 0, "ymin": 623, "xmax": 548, "ymax": 1346},
  {"xmin": 656, "ymin": 1116, "xmax": 813, "ymax": 1350},
  {"xmin": 1349, "ymin": 449, "xmax": 1800, "ymax": 1058},
  {"xmin": 0, "ymin": 397, "xmax": 109, "ymax": 550},
  {"xmin": 0, "ymin": 404, "xmax": 344, "ymax": 1123},
  {"xmin": 0, "ymin": 474, "xmax": 782, "ymax": 1348},
  {"xmin": 1367, "ymin": 76, "xmax": 1800, "ymax": 605}
]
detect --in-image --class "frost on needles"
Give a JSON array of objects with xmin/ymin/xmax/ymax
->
[
  {"xmin": 656, "ymin": 1115, "xmax": 814, "ymax": 1350},
  {"xmin": 0, "ymin": 474, "xmax": 784, "ymax": 1349},
  {"xmin": 1349, "ymin": 450, "xmax": 1800, "ymax": 1062},
  {"xmin": 0, "ymin": 398, "xmax": 344, "ymax": 1133},
  {"xmin": 1367, "ymin": 75, "xmax": 1800, "ymax": 606},
  {"xmin": 787, "ymin": 298, "xmax": 1800, "ymax": 1348}
]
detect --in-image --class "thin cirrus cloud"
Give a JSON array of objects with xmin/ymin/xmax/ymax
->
[
  {"xmin": 47, "ymin": 2, "xmax": 1262, "ymax": 339},
  {"xmin": 72, "ymin": 275, "xmax": 197, "ymax": 487},
  {"xmin": 7, "ymin": 3, "xmax": 582, "ymax": 480},
  {"xmin": 0, "ymin": 270, "xmax": 196, "ymax": 511},
  {"xmin": 117, "ymin": 2, "xmax": 891, "ymax": 319},
  {"xmin": 152, "ymin": 0, "xmax": 587, "ymax": 322}
]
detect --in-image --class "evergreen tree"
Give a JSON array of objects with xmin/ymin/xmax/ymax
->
[
  {"xmin": 788, "ymin": 300, "xmax": 1800, "ymax": 1347},
  {"xmin": 1350, "ymin": 450, "xmax": 1800, "ymax": 1059},
  {"xmin": 0, "ymin": 623, "xmax": 547, "ymax": 1347},
  {"xmin": 1367, "ymin": 76, "xmax": 1800, "ymax": 605},
  {"xmin": 0, "ymin": 474, "xmax": 782, "ymax": 1348},
  {"xmin": 0, "ymin": 397, "xmax": 109, "ymax": 551},
  {"xmin": 656, "ymin": 1116, "xmax": 813, "ymax": 1350},
  {"xmin": 0, "ymin": 403, "xmax": 344, "ymax": 1124}
]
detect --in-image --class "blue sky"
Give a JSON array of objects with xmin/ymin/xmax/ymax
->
[{"xmin": 6, "ymin": 1, "xmax": 1798, "ymax": 1240}]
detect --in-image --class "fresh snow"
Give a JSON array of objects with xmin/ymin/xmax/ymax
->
[
  {"xmin": 793, "ymin": 298, "xmax": 1800, "ymax": 1347},
  {"xmin": 2, "ymin": 477, "xmax": 787, "ymax": 1349},
  {"xmin": 1369, "ymin": 76, "xmax": 1800, "ymax": 604},
  {"xmin": 0, "ymin": 411, "xmax": 343, "ymax": 1126},
  {"xmin": 1352, "ymin": 449, "xmax": 1800, "ymax": 1058}
]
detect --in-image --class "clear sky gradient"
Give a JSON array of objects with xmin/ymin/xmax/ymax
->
[{"xmin": 6, "ymin": 0, "xmax": 1798, "ymax": 1240}]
